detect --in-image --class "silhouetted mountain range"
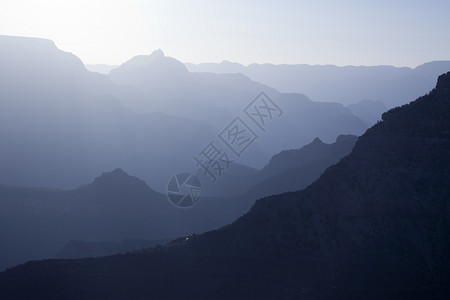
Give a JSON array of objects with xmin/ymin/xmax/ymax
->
[
  {"xmin": 243, "ymin": 135, "xmax": 358, "ymax": 199},
  {"xmin": 0, "ymin": 168, "xmax": 243, "ymax": 270},
  {"xmin": 1, "ymin": 71, "xmax": 448, "ymax": 299},
  {"xmin": 201, "ymin": 135, "xmax": 357, "ymax": 198},
  {"xmin": 0, "ymin": 133, "xmax": 354, "ymax": 271},
  {"xmin": 186, "ymin": 60, "xmax": 450, "ymax": 108},
  {"xmin": 108, "ymin": 49, "xmax": 369, "ymax": 167},
  {"xmin": 0, "ymin": 35, "xmax": 373, "ymax": 189},
  {"xmin": 0, "ymin": 35, "xmax": 217, "ymax": 191},
  {"xmin": 0, "ymin": 168, "xmax": 169, "ymax": 270},
  {"xmin": 110, "ymin": 49, "xmax": 277, "ymax": 128}
]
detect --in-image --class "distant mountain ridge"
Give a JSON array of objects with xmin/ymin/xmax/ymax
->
[
  {"xmin": 260, "ymin": 137, "xmax": 331, "ymax": 176},
  {"xmin": 0, "ymin": 35, "xmax": 373, "ymax": 189},
  {"xmin": 244, "ymin": 134, "xmax": 358, "ymax": 199},
  {"xmin": 186, "ymin": 60, "xmax": 450, "ymax": 107},
  {"xmin": 202, "ymin": 135, "xmax": 357, "ymax": 198}
]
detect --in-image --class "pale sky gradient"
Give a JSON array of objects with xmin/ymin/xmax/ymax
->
[{"xmin": 1, "ymin": 0, "xmax": 449, "ymax": 67}]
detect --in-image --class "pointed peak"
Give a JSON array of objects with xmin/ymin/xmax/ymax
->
[
  {"xmin": 109, "ymin": 168, "xmax": 128, "ymax": 175},
  {"xmin": 80, "ymin": 168, "xmax": 163, "ymax": 196},
  {"xmin": 117, "ymin": 49, "xmax": 166, "ymax": 68},
  {"xmin": 311, "ymin": 137, "xmax": 323, "ymax": 144},
  {"xmin": 220, "ymin": 60, "xmax": 240, "ymax": 65},
  {"xmin": 150, "ymin": 49, "xmax": 164, "ymax": 58}
]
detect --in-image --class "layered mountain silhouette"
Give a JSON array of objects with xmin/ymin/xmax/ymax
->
[
  {"xmin": 201, "ymin": 134, "xmax": 357, "ymax": 198},
  {"xmin": 108, "ymin": 49, "xmax": 369, "ymax": 167},
  {"xmin": 0, "ymin": 35, "xmax": 372, "ymax": 189},
  {"xmin": 243, "ymin": 135, "xmax": 358, "ymax": 200},
  {"xmin": 1, "ymin": 70, "xmax": 448, "ymax": 299},
  {"xmin": 0, "ymin": 167, "xmax": 256, "ymax": 271},
  {"xmin": 247, "ymin": 93, "xmax": 366, "ymax": 163},
  {"xmin": 0, "ymin": 168, "xmax": 169, "ymax": 270},
  {"xmin": 109, "ymin": 49, "xmax": 278, "ymax": 123},
  {"xmin": 0, "ymin": 133, "xmax": 354, "ymax": 271},
  {"xmin": 0, "ymin": 35, "xmax": 217, "ymax": 191},
  {"xmin": 186, "ymin": 60, "xmax": 450, "ymax": 108}
]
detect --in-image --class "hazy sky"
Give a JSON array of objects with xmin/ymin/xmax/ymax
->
[{"xmin": 1, "ymin": 0, "xmax": 449, "ymax": 67}]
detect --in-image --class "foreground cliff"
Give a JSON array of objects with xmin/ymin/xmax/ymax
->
[{"xmin": 0, "ymin": 73, "xmax": 449, "ymax": 299}]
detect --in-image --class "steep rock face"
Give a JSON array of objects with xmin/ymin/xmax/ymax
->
[{"xmin": 195, "ymin": 72, "xmax": 450, "ymax": 250}]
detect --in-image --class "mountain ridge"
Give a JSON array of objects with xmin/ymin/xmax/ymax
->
[
  {"xmin": 186, "ymin": 60, "xmax": 450, "ymax": 107},
  {"xmin": 200, "ymin": 134, "xmax": 357, "ymax": 198},
  {"xmin": 1, "ymin": 73, "xmax": 448, "ymax": 298},
  {"xmin": 6, "ymin": 73, "xmax": 450, "ymax": 299}
]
